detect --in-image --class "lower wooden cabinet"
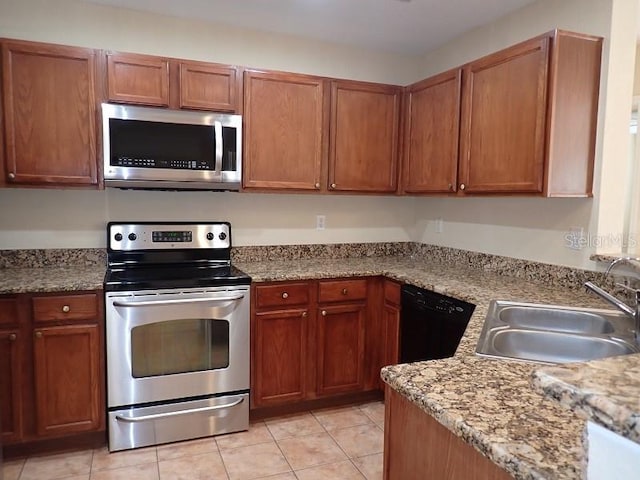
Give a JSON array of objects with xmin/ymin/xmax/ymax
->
[
  {"xmin": 384, "ymin": 386, "xmax": 512, "ymax": 480},
  {"xmin": 252, "ymin": 277, "xmax": 396, "ymax": 410},
  {"xmin": 0, "ymin": 326, "xmax": 23, "ymax": 444},
  {"xmin": 253, "ymin": 308, "xmax": 309, "ymax": 406},
  {"xmin": 382, "ymin": 280, "xmax": 401, "ymax": 388},
  {"xmin": 33, "ymin": 324, "xmax": 101, "ymax": 436},
  {"xmin": 316, "ymin": 302, "xmax": 366, "ymax": 396},
  {"xmin": 0, "ymin": 291, "xmax": 105, "ymax": 447}
]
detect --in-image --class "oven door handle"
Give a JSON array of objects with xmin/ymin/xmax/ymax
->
[
  {"xmin": 114, "ymin": 397, "xmax": 244, "ymax": 423},
  {"xmin": 112, "ymin": 294, "xmax": 245, "ymax": 308}
]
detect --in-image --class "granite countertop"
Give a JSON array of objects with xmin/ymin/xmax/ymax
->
[
  {"xmin": 0, "ymin": 265, "xmax": 105, "ymax": 293},
  {"xmin": 531, "ymin": 355, "xmax": 640, "ymax": 444},
  {"xmin": 3, "ymin": 254, "xmax": 638, "ymax": 478}
]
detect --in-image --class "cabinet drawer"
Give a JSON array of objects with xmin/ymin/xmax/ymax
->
[
  {"xmin": 255, "ymin": 283, "xmax": 310, "ymax": 309},
  {"xmin": 0, "ymin": 297, "xmax": 19, "ymax": 327},
  {"xmin": 32, "ymin": 294, "xmax": 99, "ymax": 323},
  {"xmin": 318, "ymin": 279, "xmax": 367, "ymax": 303}
]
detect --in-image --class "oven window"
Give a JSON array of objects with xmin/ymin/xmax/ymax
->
[{"xmin": 131, "ymin": 319, "xmax": 229, "ymax": 378}]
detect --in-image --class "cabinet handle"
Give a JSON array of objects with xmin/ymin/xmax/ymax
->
[
  {"xmin": 8, "ymin": 172, "xmax": 16, "ymax": 180},
  {"xmin": 35, "ymin": 331, "xmax": 43, "ymax": 339},
  {"xmin": 321, "ymin": 310, "xmax": 327, "ymax": 316},
  {"xmin": 302, "ymin": 311, "xmax": 308, "ymax": 317},
  {"xmin": 8, "ymin": 333, "xmax": 16, "ymax": 342},
  {"xmin": 459, "ymin": 183, "xmax": 466, "ymax": 191},
  {"xmin": 281, "ymin": 292, "xmax": 289, "ymax": 299},
  {"xmin": 62, "ymin": 305, "xmax": 70, "ymax": 313},
  {"xmin": 330, "ymin": 183, "xmax": 336, "ymax": 189},
  {"xmin": 314, "ymin": 182, "xmax": 320, "ymax": 189},
  {"xmin": 342, "ymin": 288, "xmax": 348, "ymax": 295}
]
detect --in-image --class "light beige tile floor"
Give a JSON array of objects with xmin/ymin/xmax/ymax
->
[{"xmin": 2, "ymin": 401, "xmax": 384, "ymax": 480}]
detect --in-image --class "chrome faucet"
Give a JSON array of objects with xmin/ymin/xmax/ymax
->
[{"xmin": 585, "ymin": 257, "xmax": 640, "ymax": 342}]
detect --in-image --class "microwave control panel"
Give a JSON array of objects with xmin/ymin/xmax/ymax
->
[{"xmin": 112, "ymin": 157, "xmax": 214, "ymax": 170}]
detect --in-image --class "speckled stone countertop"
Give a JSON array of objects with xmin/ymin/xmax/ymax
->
[
  {"xmin": 0, "ymin": 266, "xmax": 105, "ymax": 293},
  {"xmin": 531, "ymin": 354, "xmax": 640, "ymax": 444},
  {"xmin": 2, "ymin": 250, "xmax": 635, "ymax": 478},
  {"xmin": 236, "ymin": 256, "xmax": 623, "ymax": 480}
]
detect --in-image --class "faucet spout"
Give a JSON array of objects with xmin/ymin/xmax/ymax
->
[
  {"xmin": 584, "ymin": 282, "xmax": 635, "ymax": 317},
  {"xmin": 584, "ymin": 281, "xmax": 639, "ymax": 342}
]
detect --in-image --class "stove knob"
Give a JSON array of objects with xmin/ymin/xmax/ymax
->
[
  {"xmin": 206, "ymin": 232, "xmax": 214, "ymax": 241},
  {"xmin": 128, "ymin": 233, "xmax": 137, "ymax": 241},
  {"xmin": 218, "ymin": 232, "xmax": 227, "ymax": 241},
  {"xmin": 114, "ymin": 233, "xmax": 123, "ymax": 242}
]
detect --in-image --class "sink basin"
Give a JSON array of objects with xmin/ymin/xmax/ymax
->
[
  {"xmin": 498, "ymin": 306, "xmax": 614, "ymax": 334},
  {"xmin": 489, "ymin": 329, "xmax": 638, "ymax": 364},
  {"xmin": 476, "ymin": 301, "xmax": 638, "ymax": 364}
]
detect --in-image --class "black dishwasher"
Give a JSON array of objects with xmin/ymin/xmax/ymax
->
[{"xmin": 400, "ymin": 285, "xmax": 475, "ymax": 363}]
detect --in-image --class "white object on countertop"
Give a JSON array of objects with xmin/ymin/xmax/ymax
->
[{"xmin": 587, "ymin": 421, "xmax": 640, "ymax": 479}]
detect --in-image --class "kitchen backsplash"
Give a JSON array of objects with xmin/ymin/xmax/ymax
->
[
  {"xmin": 0, "ymin": 248, "xmax": 107, "ymax": 269},
  {"xmin": 0, "ymin": 242, "xmax": 620, "ymax": 292},
  {"xmin": 230, "ymin": 242, "xmax": 414, "ymax": 263}
]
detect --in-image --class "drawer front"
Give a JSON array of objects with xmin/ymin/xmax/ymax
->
[
  {"xmin": 384, "ymin": 280, "xmax": 401, "ymax": 306},
  {"xmin": 318, "ymin": 279, "xmax": 367, "ymax": 303},
  {"xmin": 255, "ymin": 282, "xmax": 310, "ymax": 309},
  {"xmin": 32, "ymin": 293, "xmax": 99, "ymax": 323},
  {"xmin": 0, "ymin": 297, "xmax": 19, "ymax": 327}
]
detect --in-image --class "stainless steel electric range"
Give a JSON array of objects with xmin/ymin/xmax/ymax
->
[{"xmin": 103, "ymin": 222, "xmax": 251, "ymax": 452}]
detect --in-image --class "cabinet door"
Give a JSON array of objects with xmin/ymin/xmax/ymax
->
[
  {"xmin": 253, "ymin": 308, "xmax": 309, "ymax": 407},
  {"xmin": 0, "ymin": 329, "xmax": 22, "ymax": 444},
  {"xmin": 459, "ymin": 36, "xmax": 549, "ymax": 194},
  {"xmin": 317, "ymin": 303, "xmax": 366, "ymax": 396},
  {"xmin": 179, "ymin": 61, "xmax": 238, "ymax": 112},
  {"xmin": 106, "ymin": 52, "xmax": 170, "ymax": 107},
  {"xmin": 2, "ymin": 40, "xmax": 98, "ymax": 186},
  {"xmin": 329, "ymin": 81, "xmax": 400, "ymax": 193},
  {"xmin": 403, "ymin": 69, "xmax": 461, "ymax": 194},
  {"xmin": 32, "ymin": 324, "xmax": 101, "ymax": 436},
  {"xmin": 243, "ymin": 70, "xmax": 327, "ymax": 191}
]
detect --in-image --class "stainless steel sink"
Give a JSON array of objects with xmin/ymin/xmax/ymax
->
[
  {"xmin": 476, "ymin": 301, "xmax": 639, "ymax": 364},
  {"xmin": 498, "ymin": 305, "xmax": 614, "ymax": 334}
]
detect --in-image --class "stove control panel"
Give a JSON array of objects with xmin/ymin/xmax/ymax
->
[{"xmin": 108, "ymin": 222, "xmax": 231, "ymax": 251}]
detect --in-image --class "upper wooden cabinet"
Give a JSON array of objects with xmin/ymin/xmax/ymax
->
[
  {"xmin": 1, "ymin": 39, "xmax": 99, "ymax": 187},
  {"xmin": 106, "ymin": 53, "xmax": 170, "ymax": 107},
  {"xmin": 105, "ymin": 52, "xmax": 240, "ymax": 112},
  {"xmin": 329, "ymin": 81, "xmax": 401, "ymax": 193},
  {"xmin": 403, "ymin": 30, "xmax": 602, "ymax": 197},
  {"xmin": 402, "ymin": 69, "xmax": 461, "ymax": 194},
  {"xmin": 243, "ymin": 70, "xmax": 327, "ymax": 191},
  {"xmin": 243, "ymin": 71, "xmax": 402, "ymax": 193},
  {"xmin": 459, "ymin": 36, "xmax": 549, "ymax": 194}
]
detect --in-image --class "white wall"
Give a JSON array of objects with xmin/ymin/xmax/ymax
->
[
  {"xmin": 0, "ymin": 189, "xmax": 415, "ymax": 248},
  {"xmin": 412, "ymin": 0, "xmax": 637, "ymax": 269}
]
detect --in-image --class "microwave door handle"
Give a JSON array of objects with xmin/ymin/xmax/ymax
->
[{"xmin": 214, "ymin": 121, "xmax": 223, "ymax": 174}]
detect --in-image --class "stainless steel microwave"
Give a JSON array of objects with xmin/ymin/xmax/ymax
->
[{"xmin": 102, "ymin": 103, "xmax": 242, "ymax": 190}]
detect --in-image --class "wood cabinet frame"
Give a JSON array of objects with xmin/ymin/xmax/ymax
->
[{"xmin": 0, "ymin": 291, "xmax": 105, "ymax": 450}]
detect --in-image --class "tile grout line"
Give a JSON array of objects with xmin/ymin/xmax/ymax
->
[{"xmin": 214, "ymin": 437, "xmax": 235, "ymax": 480}]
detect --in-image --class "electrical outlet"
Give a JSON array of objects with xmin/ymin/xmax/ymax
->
[
  {"xmin": 435, "ymin": 218, "xmax": 444, "ymax": 234},
  {"xmin": 316, "ymin": 215, "xmax": 326, "ymax": 230}
]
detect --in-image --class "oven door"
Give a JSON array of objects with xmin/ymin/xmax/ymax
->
[{"xmin": 105, "ymin": 286, "xmax": 250, "ymax": 408}]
